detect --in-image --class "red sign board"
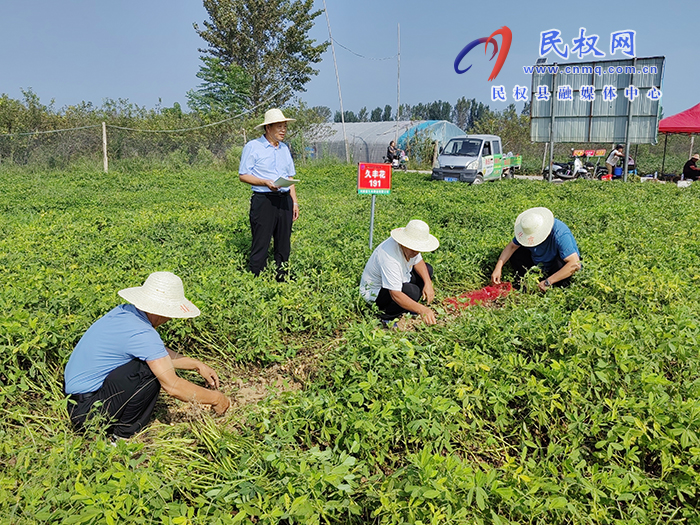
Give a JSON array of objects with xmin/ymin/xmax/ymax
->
[
  {"xmin": 584, "ymin": 149, "xmax": 595, "ymax": 157},
  {"xmin": 358, "ymin": 163, "xmax": 392, "ymax": 194}
]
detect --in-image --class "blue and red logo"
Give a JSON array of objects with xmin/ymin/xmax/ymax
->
[{"xmin": 454, "ymin": 26, "xmax": 512, "ymax": 81}]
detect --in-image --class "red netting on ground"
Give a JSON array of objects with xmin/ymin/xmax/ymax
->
[{"xmin": 443, "ymin": 282, "xmax": 512, "ymax": 310}]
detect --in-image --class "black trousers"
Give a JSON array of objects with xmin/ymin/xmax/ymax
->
[
  {"xmin": 510, "ymin": 248, "xmax": 571, "ymax": 287},
  {"xmin": 67, "ymin": 358, "xmax": 161, "ymax": 438},
  {"xmin": 374, "ymin": 263, "xmax": 434, "ymax": 321},
  {"xmin": 249, "ymin": 192, "xmax": 293, "ymax": 280}
]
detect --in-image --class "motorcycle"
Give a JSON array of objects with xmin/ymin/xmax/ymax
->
[
  {"xmin": 543, "ymin": 156, "xmax": 593, "ymax": 181},
  {"xmin": 597, "ymin": 155, "xmax": 636, "ymax": 179},
  {"xmin": 383, "ymin": 149, "xmax": 408, "ymax": 171}
]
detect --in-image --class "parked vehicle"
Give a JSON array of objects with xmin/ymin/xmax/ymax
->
[
  {"xmin": 543, "ymin": 156, "xmax": 594, "ymax": 181},
  {"xmin": 596, "ymin": 155, "xmax": 636, "ymax": 179},
  {"xmin": 383, "ymin": 150, "xmax": 408, "ymax": 171},
  {"xmin": 431, "ymin": 134, "xmax": 521, "ymax": 184}
]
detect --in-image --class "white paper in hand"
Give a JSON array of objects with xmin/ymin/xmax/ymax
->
[{"xmin": 274, "ymin": 177, "xmax": 300, "ymax": 188}]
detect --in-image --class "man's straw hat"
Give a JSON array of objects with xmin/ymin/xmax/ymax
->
[
  {"xmin": 391, "ymin": 219, "xmax": 439, "ymax": 252},
  {"xmin": 692, "ymin": 153, "xmax": 700, "ymax": 160},
  {"xmin": 255, "ymin": 108, "xmax": 296, "ymax": 129},
  {"xmin": 118, "ymin": 272, "xmax": 200, "ymax": 319},
  {"xmin": 514, "ymin": 207, "xmax": 554, "ymax": 247}
]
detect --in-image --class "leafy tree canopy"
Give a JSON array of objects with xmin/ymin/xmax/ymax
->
[
  {"xmin": 194, "ymin": 0, "xmax": 329, "ymax": 110},
  {"xmin": 186, "ymin": 56, "xmax": 250, "ymax": 116}
]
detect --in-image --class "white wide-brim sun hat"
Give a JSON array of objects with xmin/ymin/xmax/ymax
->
[
  {"xmin": 391, "ymin": 219, "xmax": 439, "ymax": 252},
  {"xmin": 118, "ymin": 272, "xmax": 200, "ymax": 319},
  {"xmin": 514, "ymin": 207, "xmax": 554, "ymax": 247},
  {"xmin": 254, "ymin": 108, "xmax": 296, "ymax": 129}
]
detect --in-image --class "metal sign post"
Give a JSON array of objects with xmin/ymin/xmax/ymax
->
[{"xmin": 358, "ymin": 162, "xmax": 392, "ymax": 250}]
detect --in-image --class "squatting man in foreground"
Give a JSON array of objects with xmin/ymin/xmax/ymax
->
[
  {"xmin": 239, "ymin": 108, "xmax": 299, "ymax": 281},
  {"xmin": 360, "ymin": 219, "xmax": 439, "ymax": 326},
  {"xmin": 491, "ymin": 207, "xmax": 581, "ymax": 291},
  {"xmin": 64, "ymin": 272, "xmax": 230, "ymax": 438}
]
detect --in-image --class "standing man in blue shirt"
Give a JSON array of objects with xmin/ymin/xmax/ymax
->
[
  {"xmin": 239, "ymin": 108, "xmax": 299, "ymax": 281},
  {"xmin": 64, "ymin": 272, "xmax": 230, "ymax": 438},
  {"xmin": 491, "ymin": 207, "xmax": 581, "ymax": 291}
]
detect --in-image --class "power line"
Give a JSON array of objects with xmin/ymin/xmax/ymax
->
[
  {"xmin": 0, "ymin": 124, "xmax": 101, "ymax": 137},
  {"xmin": 107, "ymin": 92, "xmax": 280, "ymax": 133},
  {"xmin": 331, "ymin": 37, "xmax": 397, "ymax": 61}
]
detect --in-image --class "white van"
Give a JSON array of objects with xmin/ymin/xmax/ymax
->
[{"xmin": 431, "ymin": 134, "xmax": 521, "ymax": 184}]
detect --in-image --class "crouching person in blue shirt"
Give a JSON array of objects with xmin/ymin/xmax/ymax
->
[
  {"xmin": 491, "ymin": 207, "xmax": 581, "ymax": 291},
  {"xmin": 64, "ymin": 272, "xmax": 230, "ymax": 438}
]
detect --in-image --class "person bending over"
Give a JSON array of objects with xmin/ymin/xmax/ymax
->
[
  {"xmin": 360, "ymin": 219, "xmax": 439, "ymax": 325},
  {"xmin": 64, "ymin": 272, "xmax": 230, "ymax": 438},
  {"xmin": 492, "ymin": 207, "xmax": 581, "ymax": 292},
  {"xmin": 605, "ymin": 144, "xmax": 625, "ymax": 175}
]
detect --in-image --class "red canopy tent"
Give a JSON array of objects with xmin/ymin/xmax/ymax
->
[
  {"xmin": 659, "ymin": 103, "xmax": 700, "ymax": 134},
  {"xmin": 658, "ymin": 103, "xmax": 700, "ymax": 174}
]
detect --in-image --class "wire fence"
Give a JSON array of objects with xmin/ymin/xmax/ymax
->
[
  {"xmin": 0, "ymin": 122, "xmax": 247, "ymax": 170},
  {"xmin": 0, "ymin": 87, "xmax": 306, "ymax": 170}
]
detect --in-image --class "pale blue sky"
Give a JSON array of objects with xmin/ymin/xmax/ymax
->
[{"xmin": 1, "ymin": 0, "xmax": 697, "ymax": 117}]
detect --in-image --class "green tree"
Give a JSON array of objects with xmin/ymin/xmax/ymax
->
[
  {"xmin": 427, "ymin": 100, "xmax": 452, "ymax": 121},
  {"xmin": 357, "ymin": 106, "xmax": 368, "ymax": 122},
  {"xmin": 334, "ymin": 110, "xmax": 358, "ymax": 123},
  {"xmin": 398, "ymin": 103, "xmax": 411, "ymax": 120},
  {"xmin": 194, "ymin": 0, "xmax": 329, "ymax": 109},
  {"xmin": 468, "ymin": 99, "xmax": 491, "ymax": 130},
  {"xmin": 186, "ymin": 56, "xmax": 250, "ymax": 115},
  {"xmin": 311, "ymin": 105, "xmax": 332, "ymax": 122},
  {"xmin": 20, "ymin": 88, "xmax": 50, "ymax": 131},
  {"xmin": 370, "ymin": 107, "xmax": 382, "ymax": 122},
  {"xmin": 452, "ymin": 97, "xmax": 470, "ymax": 131},
  {"xmin": 382, "ymin": 105, "xmax": 392, "ymax": 121},
  {"xmin": 471, "ymin": 103, "xmax": 529, "ymax": 155},
  {"xmin": 0, "ymin": 94, "xmax": 24, "ymax": 133}
]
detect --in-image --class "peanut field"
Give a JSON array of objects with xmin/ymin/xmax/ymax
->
[{"xmin": 1, "ymin": 161, "xmax": 700, "ymax": 524}]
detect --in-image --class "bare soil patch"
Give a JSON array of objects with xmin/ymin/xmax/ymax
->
[{"xmin": 156, "ymin": 344, "xmax": 328, "ymax": 425}]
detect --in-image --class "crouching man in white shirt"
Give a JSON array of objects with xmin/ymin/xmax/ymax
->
[{"xmin": 359, "ymin": 220, "xmax": 439, "ymax": 326}]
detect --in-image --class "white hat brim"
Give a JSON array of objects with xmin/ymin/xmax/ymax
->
[
  {"xmin": 255, "ymin": 117, "xmax": 297, "ymax": 129},
  {"xmin": 514, "ymin": 207, "xmax": 554, "ymax": 247},
  {"xmin": 118, "ymin": 287, "xmax": 200, "ymax": 319},
  {"xmin": 391, "ymin": 228, "xmax": 440, "ymax": 252}
]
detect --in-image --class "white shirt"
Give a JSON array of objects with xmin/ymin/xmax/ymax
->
[
  {"xmin": 606, "ymin": 149, "xmax": 621, "ymax": 165},
  {"xmin": 360, "ymin": 237, "xmax": 423, "ymax": 302}
]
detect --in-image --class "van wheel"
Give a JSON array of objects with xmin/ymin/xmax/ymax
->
[{"xmin": 472, "ymin": 174, "xmax": 484, "ymax": 185}]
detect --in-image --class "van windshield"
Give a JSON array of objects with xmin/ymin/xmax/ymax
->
[{"xmin": 443, "ymin": 139, "xmax": 482, "ymax": 156}]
